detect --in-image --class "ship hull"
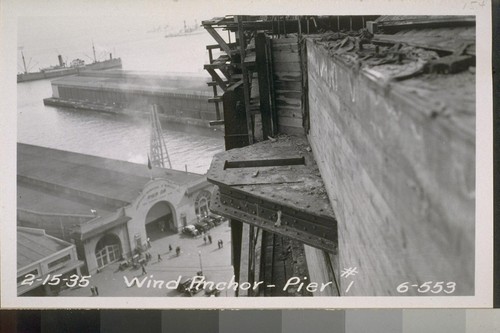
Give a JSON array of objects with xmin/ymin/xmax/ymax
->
[{"xmin": 17, "ymin": 58, "xmax": 122, "ymax": 83}]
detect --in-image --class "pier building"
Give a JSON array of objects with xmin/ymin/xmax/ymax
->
[
  {"xmin": 17, "ymin": 143, "xmax": 214, "ymax": 275},
  {"xmin": 202, "ymin": 15, "xmax": 475, "ymax": 296},
  {"xmin": 17, "ymin": 227, "xmax": 84, "ymax": 296},
  {"xmin": 43, "ymin": 71, "xmax": 217, "ymax": 128}
]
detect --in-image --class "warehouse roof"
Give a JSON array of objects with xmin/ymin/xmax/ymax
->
[
  {"xmin": 17, "ymin": 227, "xmax": 72, "ymax": 269},
  {"xmin": 18, "ymin": 143, "xmax": 206, "ymax": 207},
  {"xmin": 50, "ymin": 70, "xmax": 212, "ymax": 96}
]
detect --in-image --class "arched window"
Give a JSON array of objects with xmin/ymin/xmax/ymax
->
[
  {"xmin": 195, "ymin": 190, "xmax": 211, "ymax": 218},
  {"xmin": 95, "ymin": 234, "xmax": 122, "ymax": 269}
]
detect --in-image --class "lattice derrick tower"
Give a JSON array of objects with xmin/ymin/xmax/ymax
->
[{"xmin": 149, "ymin": 104, "xmax": 172, "ymax": 169}]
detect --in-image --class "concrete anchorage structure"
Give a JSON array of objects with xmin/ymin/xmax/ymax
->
[
  {"xmin": 202, "ymin": 15, "xmax": 475, "ymax": 296},
  {"xmin": 17, "ymin": 143, "xmax": 213, "ymax": 276}
]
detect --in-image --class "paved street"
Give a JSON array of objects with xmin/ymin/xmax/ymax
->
[{"xmin": 59, "ymin": 220, "xmax": 234, "ymax": 297}]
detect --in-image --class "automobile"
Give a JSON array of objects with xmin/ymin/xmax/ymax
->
[
  {"xmin": 181, "ymin": 225, "xmax": 199, "ymax": 237},
  {"xmin": 177, "ymin": 277, "xmax": 193, "ymax": 293},
  {"xmin": 177, "ymin": 274, "xmax": 205, "ymax": 296},
  {"xmin": 194, "ymin": 221, "xmax": 211, "ymax": 233},
  {"xmin": 208, "ymin": 213, "xmax": 224, "ymax": 226},
  {"xmin": 185, "ymin": 282, "xmax": 204, "ymax": 296},
  {"xmin": 205, "ymin": 286, "xmax": 221, "ymax": 297}
]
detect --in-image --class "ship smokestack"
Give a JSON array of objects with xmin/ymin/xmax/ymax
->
[{"xmin": 58, "ymin": 55, "xmax": 64, "ymax": 67}]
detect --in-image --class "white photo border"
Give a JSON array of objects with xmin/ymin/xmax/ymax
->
[{"xmin": 0, "ymin": 0, "xmax": 493, "ymax": 309}]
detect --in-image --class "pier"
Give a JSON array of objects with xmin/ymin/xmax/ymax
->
[
  {"xmin": 43, "ymin": 70, "xmax": 217, "ymax": 127},
  {"xmin": 17, "ymin": 143, "xmax": 214, "ymax": 279}
]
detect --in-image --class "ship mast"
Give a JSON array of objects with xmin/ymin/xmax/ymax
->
[{"xmin": 149, "ymin": 104, "xmax": 172, "ymax": 169}]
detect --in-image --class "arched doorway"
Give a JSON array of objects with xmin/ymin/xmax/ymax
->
[
  {"xmin": 145, "ymin": 201, "xmax": 176, "ymax": 241},
  {"xmin": 95, "ymin": 234, "xmax": 122, "ymax": 269},
  {"xmin": 195, "ymin": 190, "xmax": 211, "ymax": 219}
]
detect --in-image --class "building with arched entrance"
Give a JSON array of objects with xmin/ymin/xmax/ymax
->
[{"xmin": 17, "ymin": 143, "xmax": 215, "ymax": 275}]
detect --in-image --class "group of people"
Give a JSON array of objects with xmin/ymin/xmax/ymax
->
[
  {"xmin": 202, "ymin": 232, "xmax": 223, "ymax": 249},
  {"xmin": 203, "ymin": 234, "xmax": 212, "ymax": 244}
]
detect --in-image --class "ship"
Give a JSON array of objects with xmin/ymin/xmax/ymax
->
[
  {"xmin": 17, "ymin": 44, "xmax": 122, "ymax": 83},
  {"xmin": 164, "ymin": 20, "xmax": 204, "ymax": 38}
]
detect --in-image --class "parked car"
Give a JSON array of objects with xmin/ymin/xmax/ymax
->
[
  {"xmin": 205, "ymin": 287, "xmax": 221, "ymax": 297},
  {"xmin": 177, "ymin": 277, "xmax": 193, "ymax": 293},
  {"xmin": 194, "ymin": 221, "xmax": 211, "ymax": 233},
  {"xmin": 177, "ymin": 274, "xmax": 205, "ymax": 296},
  {"xmin": 182, "ymin": 225, "xmax": 199, "ymax": 237},
  {"xmin": 208, "ymin": 213, "xmax": 224, "ymax": 226}
]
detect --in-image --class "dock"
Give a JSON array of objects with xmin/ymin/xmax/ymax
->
[{"xmin": 43, "ymin": 70, "xmax": 217, "ymax": 128}]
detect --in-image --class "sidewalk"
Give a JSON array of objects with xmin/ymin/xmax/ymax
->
[{"xmin": 59, "ymin": 221, "xmax": 234, "ymax": 297}]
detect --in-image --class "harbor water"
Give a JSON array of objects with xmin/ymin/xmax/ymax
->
[{"xmin": 17, "ymin": 23, "xmax": 225, "ymax": 174}]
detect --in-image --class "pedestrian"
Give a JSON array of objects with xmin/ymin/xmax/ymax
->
[
  {"xmin": 158, "ymin": 253, "xmax": 162, "ymax": 262},
  {"xmin": 147, "ymin": 238, "xmax": 151, "ymax": 248},
  {"xmin": 95, "ymin": 286, "xmax": 99, "ymax": 296},
  {"xmin": 208, "ymin": 235, "xmax": 212, "ymax": 244},
  {"xmin": 220, "ymin": 240, "xmax": 223, "ymax": 248},
  {"xmin": 141, "ymin": 263, "xmax": 147, "ymax": 275},
  {"xmin": 203, "ymin": 235, "xmax": 207, "ymax": 244},
  {"xmin": 176, "ymin": 246, "xmax": 181, "ymax": 256},
  {"xmin": 90, "ymin": 286, "xmax": 95, "ymax": 296},
  {"xmin": 169, "ymin": 244, "xmax": 172, "ymax": 252}
]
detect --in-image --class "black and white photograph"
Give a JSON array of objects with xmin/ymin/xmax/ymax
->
[{"xmin": 0, "ymin": 0, "xmax": 493, "ymax": 309}]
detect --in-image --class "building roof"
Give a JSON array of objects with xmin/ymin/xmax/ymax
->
[
  {"xmin": 50, "ymin": 70, "xmax": 212, "ymax": 96},
  {"xmin": 18, "ymin": 143, "xmax": 206, "ymax": 206},
  {"xmin": 17, "ymin": 227, "xmax": 72, "ymax": 269}
]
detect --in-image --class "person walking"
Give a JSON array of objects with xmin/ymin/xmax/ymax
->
[
  {"xmin": 158, "ymin": 253, "xmax": 162, "ymax": 262},
  {"xmin": 176, "ymin": 246, "xmax": 181, "ymax": 256},
  {"xmin": 141, "ymin": 263, "xmax": 147, "ymax": 275},
  {"xmin": 94, "ymin": 286, "xmax": 99, "ymax": 296},
  {"xmin": 208, "ymin": 235, "xmax": 212, "ymax": 244},
  {"xmin": 169, "ymin": 244, "xmax": 172, "ymax": 252},
  {"xmin": 220, "ymin": 240, "xmax": 223, "ymax": 248},
  {"xmin": 203, "ymin": 235, "xmax": 207, "ymax": 244}
]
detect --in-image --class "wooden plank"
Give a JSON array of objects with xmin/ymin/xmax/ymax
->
[
  {"xmin": 271, "ymin": 36, "xmax": 299, "ymax": 44},
  {"xmin": 278, "ymin": 115, "xmax": 303, "ymax": 128},
  {"xmin": 278, "ymin": 124, "xmax": 304, "ymax": 136},
  {"xmin": 275, "ymin": 90, "xmax": 302, "ymax": 100},
  {"xmin": 274, "ymin": 71, "xmax": 301, "ymax": 82},
  {"xmin": 272, "ymin": 44, "xmax": 299, "ymax": 53},
  {"xmin": 277, "ymin": 107, "xmax": 302, "ymax": 119},
  {"xmin": 273, "ymin": 62, "xmax": 301, "ymax": 73},
  {"xmin": 272, "ymin": 52, "xmax": 300, "ymax": 63},
  {"xmin": 274, "ymin": 80, "xmax": 302, "ymax": 91}
]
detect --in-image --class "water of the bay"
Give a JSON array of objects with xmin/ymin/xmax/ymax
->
[{"xmin": 17, "ymin": 19, "xmax": 225, "ymax": 174}]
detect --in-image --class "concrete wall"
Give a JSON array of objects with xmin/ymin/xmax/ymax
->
[{"xmin": 305, "ymin": 39, "xmax": 474, "ymax": 295}]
